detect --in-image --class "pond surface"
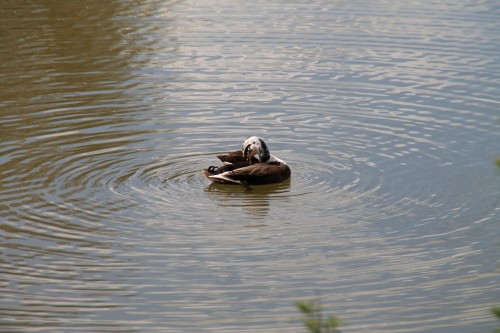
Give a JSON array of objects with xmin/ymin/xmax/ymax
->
[{"xmin": 1, "ymin": 1, "xmax": 499, "ymax": 332}]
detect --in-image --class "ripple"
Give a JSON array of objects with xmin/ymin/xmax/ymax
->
[{"xmin": 1, "ymin": 0, "xmax": 499, "ymax": 332}]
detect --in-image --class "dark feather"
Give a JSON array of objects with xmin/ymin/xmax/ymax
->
[
  {"xmin": 227, "ymin": 163, "xmax": 291, "ymax": 185},
  {"xmin": 217, "ymin": 150, "xmax": 259, "ymax": 164}
]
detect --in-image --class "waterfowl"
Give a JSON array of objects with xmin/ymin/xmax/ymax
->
[{"xmin": 203, "ymin": 136, "xmax": 291, "ymax": 185}]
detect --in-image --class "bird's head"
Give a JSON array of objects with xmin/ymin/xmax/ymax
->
[{"xmin": 242, "ymin": 136, "xmax": 271, "ymax": 163}]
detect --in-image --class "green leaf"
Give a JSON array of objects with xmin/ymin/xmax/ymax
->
[
  {"xmin": 325, "ymin": 316, "xmax": 339, "ymax": 328},
  {"xmin": 304, "ymin": 318, "xmax": 321, "ymax": 333},
  {"xmin": 296, "ymin": 301, "xmax": 314, "ymax": 314},
  {"xmin": 492, "ymin": 306, "xmax": 500, "ymax": 319}
]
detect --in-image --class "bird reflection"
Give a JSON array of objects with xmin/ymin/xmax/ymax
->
[{"xmin": 204, "ymin": 179, "xmax": 291, "ymax": 220}]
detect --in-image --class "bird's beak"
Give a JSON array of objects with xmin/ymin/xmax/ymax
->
[{"xmin": 248, "ymin": 150, "xmax": 257, "ymax": 162}]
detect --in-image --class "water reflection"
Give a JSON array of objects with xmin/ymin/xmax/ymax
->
[
  {"xmin": 0, "ymin": 1, "xmax": 173, "ymax": 332},
  {"xmin": 1, "ymin": 0, "xmax": 499, "ymax": 332},
  {"xmin": 205, "ymin": 180, "xmax": 291, "ymax": 219}
]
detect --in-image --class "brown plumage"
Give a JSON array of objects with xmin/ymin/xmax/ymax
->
[
  {"xmin": 203, "ymin": 137, "xmax": 291, "ymax": 185},
  {"xmin": 216, "ymin": 150, "xmax": 258, "ymax": 165}
]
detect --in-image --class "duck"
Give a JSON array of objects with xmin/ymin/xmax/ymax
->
[{"xmin": 203, "ymin": 136, "xmax": 291, "ymax": 185}]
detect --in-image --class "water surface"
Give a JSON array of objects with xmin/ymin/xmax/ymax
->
[{"xmin": 1, "ymin": 1, "xmax": 499, "ymax": 332}]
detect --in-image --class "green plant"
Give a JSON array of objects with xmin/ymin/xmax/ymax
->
[
  {"xmin": 492, "ymin": 306, "xmax": 500, "ymax": 333},
  {"xmin": 295, "ymin": 298, "xmax": 341, "ymax": 333}
]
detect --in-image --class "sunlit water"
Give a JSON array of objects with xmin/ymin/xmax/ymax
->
[{"xmin": 1, "ymin": 1, "xmax": 499, "ymax": 332}]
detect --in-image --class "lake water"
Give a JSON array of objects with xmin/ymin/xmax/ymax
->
[{"xmin": 1, "ymin": 1, "xmax": 499, "ymax": 332}]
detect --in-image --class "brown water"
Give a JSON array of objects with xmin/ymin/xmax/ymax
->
[{"xmin": 1, "ymin": 1, "xmax": 499, "ymax": 332}]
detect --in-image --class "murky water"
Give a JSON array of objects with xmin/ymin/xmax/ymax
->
[{"xmin": 1, "ymin": 1, "xmax": 499, "ymax": 332}]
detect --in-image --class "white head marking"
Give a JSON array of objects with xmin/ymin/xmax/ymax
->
[{"xmin": 242, "ymin": 136, "xmax": 271, "ymax": 162}]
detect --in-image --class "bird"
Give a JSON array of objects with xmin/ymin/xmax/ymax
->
[{"xmin": 203, "ymin": 136, "xmax": 291, "ymax": 185}]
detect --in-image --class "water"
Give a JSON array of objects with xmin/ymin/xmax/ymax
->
[{"xmin": 1, "ymin": 1, "xmax": 499, "ymax": 332}]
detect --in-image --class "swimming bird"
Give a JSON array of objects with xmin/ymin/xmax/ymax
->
[{"xmin": 203, "ymin": 136, "xmax": 291, "ymax": 185}]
